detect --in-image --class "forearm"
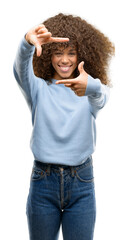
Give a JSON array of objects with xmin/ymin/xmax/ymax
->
[
  {"xmin": 85, "ymin": 75, "xmax": 110, "ymax": 117},
  {"xmin": 13, "ymin": 36, "xmax": 35, "ymax": 75},
  {"xmin": 13, "ymin": 36, "xmax": 38, "ymax": 110}
]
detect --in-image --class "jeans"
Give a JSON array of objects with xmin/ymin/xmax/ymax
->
[{"xmin": 26, "ymin": 155, "xmax": 96, "ymax": 240}]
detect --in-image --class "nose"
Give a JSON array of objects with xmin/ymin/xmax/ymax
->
[{"xmin": 61, "ymin": 54, "xmax": 69, "ymax": 64}]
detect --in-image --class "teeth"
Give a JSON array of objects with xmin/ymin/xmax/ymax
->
[{"xmin": 59, "ymin": 66, "xmax": 70, "ymax": 72}]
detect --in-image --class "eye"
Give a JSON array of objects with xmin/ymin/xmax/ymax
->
[
  {"xmin": 70, "ymin": 53, "xmax": 75, "ymax": 55},
  {"xmin": 69, "ymin": 52, "xmax": 77, "ymax": 56}
]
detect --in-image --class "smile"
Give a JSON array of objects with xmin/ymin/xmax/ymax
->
[{"xmin": 58, "ymin": 65, "xmax": 72, "ymax": 72}]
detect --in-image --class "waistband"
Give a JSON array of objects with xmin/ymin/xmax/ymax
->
[{"xmin": 34, "ymin": 155, "xmax": 92, "ymax": 177}]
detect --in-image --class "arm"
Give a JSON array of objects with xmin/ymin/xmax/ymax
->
[
  {"xmin": 55, "ymin": 61, "xmax": 110, "ymax": 118},
  {"xmin": 84, "ymin": 75, "xmax": 110, "ymax": 118},
  {"xmin": 13, "ymin": 37, "xmax": 38, "ymax": 111},
  {"xmin": 13, "ymin": 24, "xmax": 69, "ymax": 110}
]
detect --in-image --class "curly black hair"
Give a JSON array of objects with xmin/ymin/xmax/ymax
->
[{"xmin": 33, "ymin": 13, "xmax": 115, "ymax": 86}]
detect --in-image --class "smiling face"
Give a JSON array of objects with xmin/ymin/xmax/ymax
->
[{"xmin": 51, "ymin": 46, "xmax": 78, "ymax": 80}]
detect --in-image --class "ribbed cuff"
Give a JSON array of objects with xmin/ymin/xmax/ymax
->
[
  {"xmin": 21, "ymin": 35, "xmax": 35, "ymax": 51},
  {"xmin": 85, "ymin": 75, "xmax": 101, "ymax": 96}
]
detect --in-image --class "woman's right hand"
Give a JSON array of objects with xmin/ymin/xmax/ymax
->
[{"xmin": 25, "ymin": 24, "xmax": 69, "ymax": 57}]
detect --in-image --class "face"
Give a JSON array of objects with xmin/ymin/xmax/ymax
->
[{"xmin": 51, "ymin": 46, "xmax": 78, "ymax": 80}]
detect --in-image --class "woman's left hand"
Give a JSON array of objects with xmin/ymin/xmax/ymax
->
[{"xmin": 55, "ymin": 61, "xmax": 88, "ymax": 96}]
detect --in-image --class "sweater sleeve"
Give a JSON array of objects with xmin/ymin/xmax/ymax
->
[
  {"xmin": 13, "ymin": 36, "xmax": 39, "ymax": 111},
  {"xmin": 85, "ymin": 75, "xmax": 110, "ymax": 118}
]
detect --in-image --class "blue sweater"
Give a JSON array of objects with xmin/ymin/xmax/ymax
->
[{"xmin": 13, "ymin": 37, "xmax": 110, "ymax": 166}]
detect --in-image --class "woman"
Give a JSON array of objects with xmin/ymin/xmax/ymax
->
[{"xmin": 13, "ymin": 13, "xmax": 115, "ymax": 240}]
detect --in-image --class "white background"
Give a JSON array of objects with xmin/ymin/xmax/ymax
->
[{"xmin": 0, "ymin": 0, "xmax": 125, "ymax": 239}]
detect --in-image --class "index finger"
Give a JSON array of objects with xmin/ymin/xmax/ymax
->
[
  {"xmin": 56, "ymin": 79, "xmax": 76, "ymax": 84},
  {"xmin": 50, "ymin": 37, "xmax": 69, "ymax": 43}
]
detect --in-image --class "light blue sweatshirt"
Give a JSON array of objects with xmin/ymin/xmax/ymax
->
[{"xmin": 13, "ymin": 37, "xmax": 110, "ymax": 166}]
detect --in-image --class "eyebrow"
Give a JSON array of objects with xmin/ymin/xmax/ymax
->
[{"xmin": 69, "ymin": 48, "xmax": 76, "ymax": 50}]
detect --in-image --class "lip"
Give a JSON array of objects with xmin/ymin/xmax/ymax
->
[{"xmin": 58, "ymin": 65, "xmax": 72, "ymax": 72}]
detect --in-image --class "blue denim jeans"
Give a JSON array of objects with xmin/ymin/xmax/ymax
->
[{"xmin": 26, "ymin": 155, "xmax": 96, "ymax": 240}]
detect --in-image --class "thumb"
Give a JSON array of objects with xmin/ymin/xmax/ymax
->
[
  {"xmin": 35, "ymin": 44, "xmax": 42, "ymax": 57},
  {"xmin": 78, "ymin": 61, "xmax": 85, "ymax": 74}
]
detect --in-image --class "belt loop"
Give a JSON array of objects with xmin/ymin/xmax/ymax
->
[
  {"xmin": 46, "ymin": 164, "xmax": 51, "ymax": 176},
  {"xmin": 70, "ymin": 166, "xmax": 75, "ymax": 177}
]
